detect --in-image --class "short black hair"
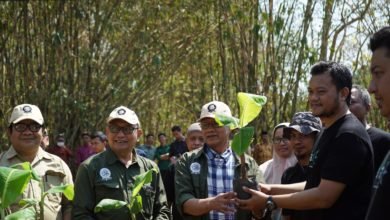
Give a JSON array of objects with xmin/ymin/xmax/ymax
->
[
  {"xmin": 310, "ymin": 61, "xmax": 352, "ymax": 105},
  {"xmin": 158, "ymin": 132, "xmax": 166, "ymax": 138},
  {"xmin": 146, "ymin": 133, "xmax": 154, "ymax": 138},
  {"xmin": 91, "ymin": 131, "xmax": 107, "ymax": 142},
  {"xmin": 171, "ymin": 125, "xmax": 181, "ymax": 132},
  {"xmin": 369, "ymin": 26, "xmax": 390, "ymax": 56}
]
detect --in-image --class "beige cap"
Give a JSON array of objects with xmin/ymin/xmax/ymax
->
[
  {"xmin": 187, "ymin": 122, "xmax": 201, "ymax": 134},
  {"xmin": 107, "ymin": 106, "xmax": 140, "ymax": 126},
  {"xmin": 198, "ymin": 101, "xmax": 232, "ymax": 121},
  {"xmin": 9, "ymin": 104, "xmax": 44, "ymax": 126}
]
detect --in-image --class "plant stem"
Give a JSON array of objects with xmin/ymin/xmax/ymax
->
[
  {"xmin": 1, "ymin": 208, "xmax": 5, "ymax": 219},
  {"xmin": 240, "ymin": 154, "xmax": 247, "ymax": 179}
]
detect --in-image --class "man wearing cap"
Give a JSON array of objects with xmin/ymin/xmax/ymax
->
[
  {"xmin": 175, "ymin": 101, "xmax": 263, "ymax": 220},
  {"xmin": 281, "ymin": 112, "xmax": 321, "ymax": 220},
  {"xmin": 0, "ymin": 104, "xmax": 73, "ymax": 220},
  {"xmin": 72, "ymin": 106, "xmax": 170, "ymax": 220}
]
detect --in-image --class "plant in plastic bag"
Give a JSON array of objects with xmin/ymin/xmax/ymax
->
[{"xmin": 215, "ymin": 92, "xmax": 267, "ymax": 199}]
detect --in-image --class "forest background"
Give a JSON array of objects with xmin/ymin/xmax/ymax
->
[{"xmin": 0, "ymin": 0, "xmax": 389, "ymax": 149}]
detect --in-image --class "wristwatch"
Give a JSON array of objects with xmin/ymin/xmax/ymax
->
[{"xmin": 265, "ymin": 196, "xmax": 277, "ymax": 211}]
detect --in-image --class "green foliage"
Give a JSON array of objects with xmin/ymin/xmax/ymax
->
[
  {"xmin": 0, "ymin": 162, "xmax": 74, "ymax": 219},
  {"xmin": 95, "ymin": 168, "xmax": 158, "ymax": 219},
  {"xmin": 231, "ymin": 127, "xmax": 255, "ymax": 156},
  {"xmin": 4, "ymin": 207, "xmax": 35, "ymax": 220},
  {"xmin": 216, "ymin": 93, "xmax": 267, "ymax": 156},
  {"xmin": 0, "ymin": 166, "xmax": 32, "ymax": 208}
]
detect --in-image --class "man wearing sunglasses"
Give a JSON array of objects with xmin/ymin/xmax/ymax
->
[
  {"xmin": 73, "ymin": 106, "xmax": 170, "ymax": 220},
  {"xmin": 0, "ymin": 104, "xmax": 73, "ymax": 220}
]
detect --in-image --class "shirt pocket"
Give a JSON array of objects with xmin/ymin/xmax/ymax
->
[
  {"xmin": 44, "ymin": 169, "xmax": 66, "ymax": 204},
  {"xmin": 139, "ymin": 184, "xmax": 155, "ymax": 218},
  {"xmin": 95, "ymin": 181, "xmax": 123, "ymax": 203}
]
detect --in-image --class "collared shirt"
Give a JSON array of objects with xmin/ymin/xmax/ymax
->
[
  {"xmin": 72, "ymin": 148, "xmax": 170, "ymax": 220},
  {"xmin": 0, "ymin": 146, "xmax": 73, "ymax": 220},
  {"xmin": 205, "ymin": 146, "xmax": 235, "ymax": 220},
  {"xmin": 138, "ymin": 144, "xmax": 157, "ymax": 160},
  {"xmin": 175, "ymin": 145, "xmax": 264, "ymax": 220}
]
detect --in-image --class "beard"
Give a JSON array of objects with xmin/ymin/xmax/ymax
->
[{"xmin": 313, "ymin": 95, "xmax": 341, "ymax": 118}]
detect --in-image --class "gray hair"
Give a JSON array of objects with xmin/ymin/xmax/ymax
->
[{"xmin": 352, "ymin": 84, "xmax": 371, "ymax": 108}]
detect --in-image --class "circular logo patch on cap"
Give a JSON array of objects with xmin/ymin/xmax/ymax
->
[
  {"xmin": 99, "ymin": 168, "xmax": 112, "ymax": 180},
  {"xmin": 117, "ymin": 108, "xmax": 126, "ymax": 115},
  {"xmin": 22, "ymin": 105, "xmax": 32, "ymax": 113},
  {"xmin": 190, "ymin": 162, "xmax": 201, "ymax": 174},
  {"xmin": 207, "ymin": 104, "xmax": 216, "ymax": 112}
]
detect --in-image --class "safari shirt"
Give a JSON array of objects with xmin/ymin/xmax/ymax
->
[
  {"xmin": 72, "ymin": 148, "xmax": 170, "ymax": 220},
  {"xmin": 0, "ymin": 146, "xmax": 73, "ymax": 220}
]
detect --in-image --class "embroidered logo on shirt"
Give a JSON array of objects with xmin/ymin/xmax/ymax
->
[
  {"xmin": 190, "ymin": 162, "xmax": 201, "ymax": 174},
  {"xmin": 99, "ymin": 168, "xmax": 112, "ymax": 180}
]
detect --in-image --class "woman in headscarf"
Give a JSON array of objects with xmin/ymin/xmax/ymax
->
[{"xmin": 259, "ymin": 122, "xmax": 297, "ymax": 220}]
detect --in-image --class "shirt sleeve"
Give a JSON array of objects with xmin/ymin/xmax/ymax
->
[
  {"xmin": 152, "ymin": 165, "xmax": 171, "ymax": 220},
  {"xmin": 72, "ymin": 163, "xmax": 96, "ymax": 220},
  {"xmin": 175, "ymin": 154, "xmax": 197, "ymax": 217}
]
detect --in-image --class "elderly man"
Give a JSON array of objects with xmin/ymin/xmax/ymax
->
[
  {"xmin": 349, "ymin": 84, "xmax": 390, "ymax": 172},
  {"xmin": 72, "ymin": 106, "xmax": 170, "ymax": 220},
  {"xmin": 0, "ymin": 104, "xmax": 73, "ymax": 220},
  {"xmin": 175, "ymin": 101, "xmax": 263, "ymax": 220}
]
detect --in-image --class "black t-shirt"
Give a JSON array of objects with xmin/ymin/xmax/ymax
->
[
  {"xmin": 281, "ymin": 163, "xmax": 308, "ymax": 220},
  {"xmin": 365, "ymin": 150, "xmax": 390, "ymax": 220},
  {"xmin": 169, "ymin": 139, "xmax": 187, "ymax": 158},
  {"xmin": 367, "ymin": 127, "xmax": 390, "ymax": 172},
  {"xmin": 303, "ymin": 114, "xmax": 374, "ymax": 220}
]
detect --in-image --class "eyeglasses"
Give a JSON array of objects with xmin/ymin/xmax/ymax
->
[
  {"xmin": 272, "ymin": 137, "xmax": 289, "ymax": 144},
  {"xmin": 200, "ymin": 122, "xmax": 223, "ymax": 130},
  {"xmin": 13, "ymin": 123, "xmax": 42, "ymax": 132},
  {"xmin": 108, "ymin": 125, "xmax": 138, "ymax": 135}
]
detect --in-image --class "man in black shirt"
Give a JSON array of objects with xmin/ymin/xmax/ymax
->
[
  {"xmin": 281, "ymin": 112, "xmax": 321, "ymax": 220},
  {"xmin": 365, "ymin": 26, "xmax": 390, "ymax": 220},
  {"xmin": 237, "ymin": 61, "xmax": 374, "ymax": 220},
  {"xmin": 349, "ymin": 84, "xmax": 390, "ymax": 172},
  {"xmin": 169, "ymin": 125, "xmax": 187, "ymax": 164}
]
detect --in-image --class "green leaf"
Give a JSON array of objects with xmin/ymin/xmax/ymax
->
[
  {"xmin": 94, "ymin": 199, "xmax": 127, "ymax": 213},
  {"xmin": 132, "ymin": 168, "xmax": 157, "ymax": 197},
  {"xmin": 215, "ymin": 113, "xmax": 239, "ymax": 130},
  {"xmin": 237, "ymin": 92, "xmax": 267, "ymax": 127},
  {"xmin": 19, "ymin": 198, "xmax": 38, "ymax": 207},
  {"xmin": 129, "ymin": 194, "xmax": 142, "ymax": 214},
  {"xmin": 4, "ymin": 207, "xmax": 36, "ymax": 220},
  {"xmin": 45, "ymin": 184, "xmax": 74, "ymax": 200},
  {"xmin": 9, "ymin": 162, "xmax": 39, "ymax": 181},
  {"xmin": 231, "ymin": 127, "xmax": 255, "ymax": 156},
  {"xmin": 0, "ymin": 166, "xmax": 32, "ymax": 208}
]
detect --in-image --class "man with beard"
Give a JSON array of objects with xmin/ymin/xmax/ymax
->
[
  {"xmin": 281, "ymin": 112, "xmax": 321, "ymax": 220},
  {"xmin": 237, "ymin": 61, "xmax": 374, "ymax": 220}
]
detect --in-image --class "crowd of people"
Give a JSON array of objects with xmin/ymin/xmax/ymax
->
[{"xmin": 0, "ymin": 26, "xmax": 389, "ymax": 220}]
